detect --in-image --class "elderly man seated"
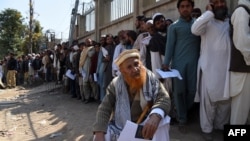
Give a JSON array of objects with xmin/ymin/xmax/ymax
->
[{"xmin": 93, "ymin": 49, "xmax": 171, "ymax": 141}]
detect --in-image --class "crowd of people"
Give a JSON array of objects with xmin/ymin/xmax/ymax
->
[
  {"xmin": 1, "ymin": 0, "xmax": 249, "ymax": 141},
  {"xmin": 0, "ymin": 48, "xmax": 62, "ymax": 89},
  {"xmin": 92, "ymin": 0, "xmax": 250, "ymax": 140}
]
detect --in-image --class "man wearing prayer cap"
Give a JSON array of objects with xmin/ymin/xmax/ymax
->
[
  {"xmin": 148, "ymin": 12, "xmax": 173, "ymax": 106},
  {"xmin": 93, "ymin": 49, "xmax": 171, "ymax": 141},
  {"xmin": 152, "ymin": 13, "xmax": 164, "ymax": 24}
]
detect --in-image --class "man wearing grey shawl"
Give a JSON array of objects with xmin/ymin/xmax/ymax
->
[{"xmin": 93, "ymin": 49, "xmax": 171, "ymax": 141}]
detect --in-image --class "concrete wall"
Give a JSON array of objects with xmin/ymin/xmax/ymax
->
[
  {"xmin": 143, "ymin": 0, "xmax": 179, "ymax": 22},
  {"xmin": 99, "ymin": 15, "xmax": 134, "ymax": 36},
  {"xmin": 76, "ymin": 0, "xmax": 238, "ymax": 42}
]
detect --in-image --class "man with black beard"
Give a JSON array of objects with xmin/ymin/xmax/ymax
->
[
  {"xmin": 149, "ymin": 13, "xmax": 168, "ymax": 78},
  {"xmin": 191, "ymin": 0, "xmax": 231, "ymax": 139},
  {"xmin": 123, "ymin": 30, "xmax": 137, "ymax": 49},
  {"xmin": 149, "ymin": 13, "xmax": 173, "ymax": 103},
  {"xmin": 135, "ymin": 15, "xmax": 146, "ymax": 35}
]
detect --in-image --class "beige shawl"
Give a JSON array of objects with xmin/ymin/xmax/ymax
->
[{"xmin": 79, "ymin": 46, "xmax": 94, "ymax": 70}]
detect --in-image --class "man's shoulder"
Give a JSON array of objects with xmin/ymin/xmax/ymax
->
[
  {"xmin": 115, "ymin": 43, "xmax": 124, "ymax": 50},
  {"xmin": 171, "ymin": 19, "xmax": 181, "ymax": 26},
  {"xmin": 167, "ymin": 20, "xmax": 181, "ymax": 31},
  {"xmin": 235, "ymin": 4, "xmax": 250, "ymax": 14},
  {"xmin": 137, "ymin": 32, "xmax": 149, "ymax": 39},
  {"xmin": 151, "ymin": 32, "xmax": 164, "ymax": 39},
  {"xmin": 146, "ymin": 69, "xmax": 158, "ymax": 80}
]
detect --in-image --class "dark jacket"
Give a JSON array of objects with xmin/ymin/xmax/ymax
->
[{"xmin": 7, "ymin": 57, "xmax": 17, "ymax": 70}]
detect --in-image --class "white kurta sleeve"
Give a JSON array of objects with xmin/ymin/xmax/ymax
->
[{"xmin": 191, "ymin": 11, "xmax": 214, "ymax": 36}]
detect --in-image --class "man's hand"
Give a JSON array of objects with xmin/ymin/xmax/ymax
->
[
  {"xmin": 206, "ymin": 3, "xmax": 214, "ymax": 11},
  {"xmin": 142, "ymin": 114, "xmax": 161, "ymax": 139},
  {"xmin": 161, "ymin": 64, "xmax": 170, "ymax": 71},
  {"xmin": 93, "ymin": 132, "xmax": 105, "ymax": 141},
  {"xmin": 104, "ymin": 55, "xmax": 110, "ymax": 61}
]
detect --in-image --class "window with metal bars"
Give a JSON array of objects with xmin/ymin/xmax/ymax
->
[
  {"xmin": 85, "ymin": 10, "xmax": 95, "ymax": 31},
  {"xmin": 110, "ymin": 0, "xmax": 133, "ymax": 21}
]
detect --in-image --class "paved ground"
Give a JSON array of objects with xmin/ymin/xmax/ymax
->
[{"xmin": 0, "ymin": 82, "xmax": 224, "ymax": 141}]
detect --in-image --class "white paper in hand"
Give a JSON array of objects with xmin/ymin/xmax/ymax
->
[
  {"xmin": 156, "ymin": 69, "xmax": 183, "ymax": 80},
  {"xmin": 118, "ymin": 121, "xmax": 150, "ymax": 141},
  {"xmin": 101, "ymin": 47, "xmax": 108, "ymax": 57},
  {"xmin": 66, "ymin": 69, "xmax": 75, "ymax": 80},
  {"xmin": 118, "ymin": 116, "xmax": 170, "ymax": 141}
]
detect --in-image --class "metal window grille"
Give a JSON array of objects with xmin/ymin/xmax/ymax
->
[{"xmin": 110, "ymin": 0, "xmax": 133, "ymax": 21}]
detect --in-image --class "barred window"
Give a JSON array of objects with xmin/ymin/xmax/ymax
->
[
  {"xmin": 111, "ymin": 0, "xmax": 133, "ymax": 21},
  {"xmin": 82, "ymin": 1, "xmax": 95, "ymax": 31},
  {"xmin": 86, "ymin": 10, "xmax": 95, "ymax": 31}
]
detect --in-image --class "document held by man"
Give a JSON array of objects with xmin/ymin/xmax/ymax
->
[
  {"xmin": 101, "ymin": 47, "xmax": 108, "ymax": 57},
  {"xmin": 156, "ymin": 69, "xmax": 183, "ymax": 80},
  {"xmin": 118, "ymin": 116, "xmax": 170, "ymax": 141},
  {"xmin": 66, "ymin": 69, "xmax": 76, "ymax": 80}
]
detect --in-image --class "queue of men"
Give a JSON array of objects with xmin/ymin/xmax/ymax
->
[
  {"xmin": 92, "ymin": 0, "xmax": 250, "ymax": 140},
  {"xmin": 1, "ymin": 0, "xmax": 249, "ymax": 140},
  {"xmin": 0, "ymin": 49, "xmax": 60, "ymax": 88}
]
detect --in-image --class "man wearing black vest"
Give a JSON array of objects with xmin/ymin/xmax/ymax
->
[{"xmin": 229, "ymin": 0, "xmax": 250, "ymax": 125}]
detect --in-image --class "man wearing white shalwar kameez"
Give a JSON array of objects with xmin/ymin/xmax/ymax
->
[
  {"xmin": 229, "ymin": 0, "xmax": 250, "ymax": 125},
  {"xmin": 191, "ymin": 0, "xmax": 231, "ymax": 134}
]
